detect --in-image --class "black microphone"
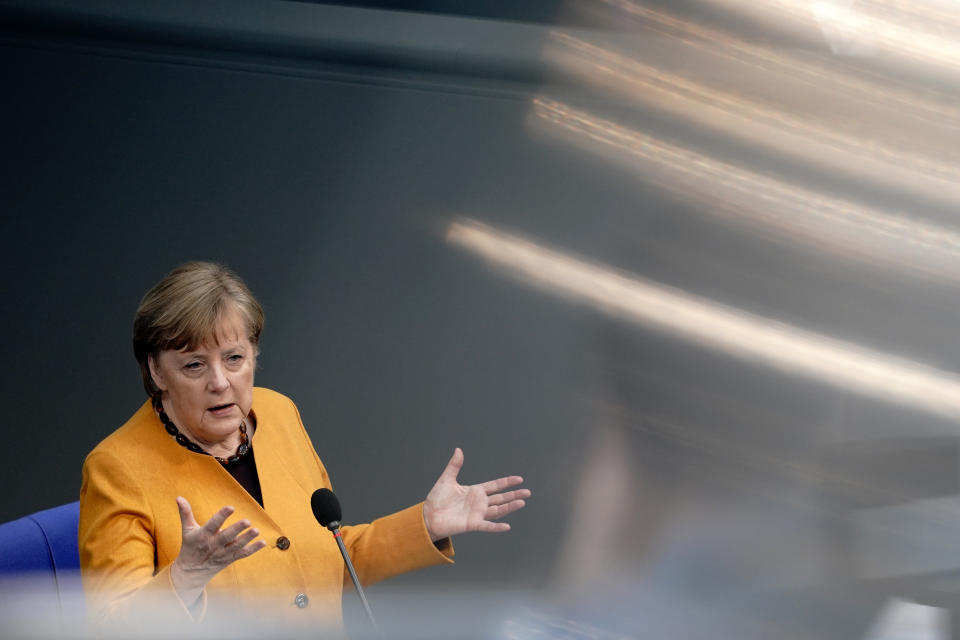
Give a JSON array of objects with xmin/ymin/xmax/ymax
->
[
  {"xmin": 311, "ymin": 488, "xmax": 342, "ymax": 529},
  {"xmin": 310, "ymin": 488, "xmax": 381, "ymax": 636}
]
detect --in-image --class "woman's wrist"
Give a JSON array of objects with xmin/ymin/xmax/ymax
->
[
  {"xmin": 422, "ymin": 502, "xmax": 442, "ymax": 542},
  {"xmin": 170, "ymin": 558, "xmax": 209, "ymax": 608}
]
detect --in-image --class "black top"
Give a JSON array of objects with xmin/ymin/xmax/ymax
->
[{"xmin": 226, "ymin": 447, "xmax": 264, "ymax": 508}]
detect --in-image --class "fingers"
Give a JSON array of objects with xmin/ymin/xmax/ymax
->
[
  {"xmin": 236, "ymin": 538, "xmax": 268, "ymax": 559},
  {"xmin": 202, "ymin": 505, "xmax": 236, "ymax": 534},
  {"xmin": 213, "ymin": 520, "xmax": 265, "ymax": 563},
  {"xmin": 209, "ymin": 516, "xmax": 265, "ymax": 560},
  {"xmin": 475, "ymin": 501, "xmax": 525, "ymax": 533},
  {"xmin": 232, "ymin": 527, "xmax": 261, "ymax": 549},
  {"xmin": 486, "ymin": 488, "xmax": 532, "ymax": 507},
  {"xmin": 481, "ymin": 475, "xmax": 524, "ymax": 494},
  {"xmin": 231, "ymin": 528, "xmax": 267, "ymax": 559},
  {"xmin": 476, "ymin": 521, "xmax": 511, "ymax": 533},
  {"xmin": 486, "ymin": 499, "xmax": 527, "ymax": 521},
  {"xmin": 176, "ymin": 496, "xmax": 199, "ymax": 532},
  {"xmin": 216, "ymin": 518, "xmax": 254, "ymax": 545},
  {"xmin": 201, "ymin": 509, "xmax": 265, "ymax": 556},
  {"xmin": 438, "ymin": 447, "xmax": 464, "ymax": 483}
]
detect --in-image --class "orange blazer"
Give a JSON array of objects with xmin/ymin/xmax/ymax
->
[{"xmin": 79, "ymin": 387, "xmax": 453, "ymax": 629}]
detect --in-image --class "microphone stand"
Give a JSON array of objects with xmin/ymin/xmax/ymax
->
[{"xmin": 325, "ymin": 519, "xmax": 382, "ymax": 637}]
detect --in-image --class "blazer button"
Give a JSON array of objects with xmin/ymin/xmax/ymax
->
[
  {"xmin": 277, "ymin": 536, "xmax": 290, "ymax": 550},
  {"xmin": 294, "ymin": 593, "xmax": 309, "ymax": 609}
]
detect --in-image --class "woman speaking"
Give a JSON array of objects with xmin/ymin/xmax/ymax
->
[{"xmin": 78, "ymin": 262, "xmax": 529, "ymax": 630}]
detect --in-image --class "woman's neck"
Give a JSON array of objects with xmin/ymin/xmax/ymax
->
[{"xmin": 160, "ymin": 398, "xmax": 250, "ymax": 459}]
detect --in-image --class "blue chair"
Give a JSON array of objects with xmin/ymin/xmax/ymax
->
[{"xmin": 0, "ymin": 502, "xmax": 84, "ymax": 631}]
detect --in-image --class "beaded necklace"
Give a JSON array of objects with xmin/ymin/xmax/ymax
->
[{"xmin": 153, "ymin": 399, "xmax": 251, "ymax": 465}]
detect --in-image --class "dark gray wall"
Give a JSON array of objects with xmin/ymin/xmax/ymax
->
[{"xmin": 0, "ymin": 2, "xmax": 600, "ymax": 590}]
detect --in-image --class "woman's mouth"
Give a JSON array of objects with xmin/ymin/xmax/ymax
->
[{"xmin": 208, "ymin": 403, "xmax": 235, "ymax": 416}]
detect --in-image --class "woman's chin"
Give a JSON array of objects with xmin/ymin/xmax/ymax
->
[{"xmin": 198, "ymin": 412, "xmax": 244, "ymax": 439}]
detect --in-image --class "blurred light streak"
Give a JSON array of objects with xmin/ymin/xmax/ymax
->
[
  {"xmin": 529, "ymin": 98, "xmax": 960, "ymax": 282},
  {"xmin": 600, "ymin": 0, "xmax": 960, "ymax": 130},
  {"xmin": 868, "ymin": 0, "xmax": 960, "ymax": 33},
  {"xmin": 699, "ymin": 0, "xmax": 960, "ymax": 74},
  {"xmin": 546, "ymin": 32, "xmax": 960, "ymax": 206},
  {"xmin": 447, "ymin": 218, "xmax": 960, "ymax": 421},
  {"xmin": 501, "ymin": 609, "xmax": 632, "ymax": 639},
  {"xmin": 862, "ymin": 599, "xmax": 950, "ymax": 640}
]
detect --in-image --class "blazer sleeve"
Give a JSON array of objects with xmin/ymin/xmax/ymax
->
[
  {"xmin": 78, "ymin": 448, "xmax": 206, "ymax": 626},
  {"xmin": 339, "ymin": 503, "xmax": 455, "ymax": 588},
  {"xmin": 281, "ymin": 394, "xmax": 454, "ymax": 587}
]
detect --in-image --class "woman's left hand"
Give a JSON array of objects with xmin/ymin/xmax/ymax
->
[{"xmin": 422, "ymin": 448, "xmax": 530, "ymax": 541}]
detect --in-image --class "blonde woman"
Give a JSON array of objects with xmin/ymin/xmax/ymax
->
[{"xmin": 79, "ymin": 262, "xmax": 529, "ymax": 630}]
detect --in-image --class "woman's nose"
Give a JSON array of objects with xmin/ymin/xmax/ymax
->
[{"xmin": 207, "ymin": 363, "xmax": 230, "ymax": 391}]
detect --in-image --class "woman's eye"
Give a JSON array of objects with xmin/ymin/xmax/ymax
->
[
  {"xmin": 228, "ymin": 354, "xmax": 243, "ymax": 363},
  {"xmin": 184, "ymin": 362, "xmax": 203, "ymax": 371}
]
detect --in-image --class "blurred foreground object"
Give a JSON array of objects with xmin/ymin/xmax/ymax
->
[{"xmin": 0, "ymin": 502, "xmax": 85, "ymax": 637}]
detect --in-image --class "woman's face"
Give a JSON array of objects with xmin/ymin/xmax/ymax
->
[{"xmin": 149, "ymin": 307, "xmax": 255, "ymax": 447}]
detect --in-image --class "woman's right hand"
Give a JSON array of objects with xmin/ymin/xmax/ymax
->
[{"xmin": 170, "ymin": 496, "xmax": 267, "ymax": 610}]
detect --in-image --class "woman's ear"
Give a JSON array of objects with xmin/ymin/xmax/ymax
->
[{"xmin": 148, "ymin": 353, "xmax": 168, "ymax": 392}]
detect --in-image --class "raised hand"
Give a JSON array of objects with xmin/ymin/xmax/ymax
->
[
  {"xmin": 422, "ymin": 448, "xmax": 530, "ymax": 541},
  {"xmin": 170, "ymin": 497, "xmax": 266, "ymax": 607}
]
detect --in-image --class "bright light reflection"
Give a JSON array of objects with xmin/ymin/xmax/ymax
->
[
  {"xmin": 546, "ymin": 32, "xmax": 960, "ymax": 206},
  {"xmin": 529, "ymin": 98, "xmax": 960, "ymax": 282},
  {"xmin": 600, "ymin": 0, "xmax": 960, "ymax": 131},
  {"xmin": 700, "ymin": 0, "xmax": 960, "ymax": 74},
  {"xmin": 447, "ymin": 218, "xmax": 960, "ymax": 421}
]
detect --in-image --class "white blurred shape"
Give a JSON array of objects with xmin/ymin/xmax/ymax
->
[
  {"xmin": 545, "ymin": 33, "xmax": 960, "ymax": 207},
  {"xmin": 551, "ymin": 424, "xmax": 635, "ymax": 592},
  {"xmin": 811, "ymin": 1, "xmax": 878, "ymax": 56},
  {"xmin": 529, "ymin": 98, "xmax": 960, "ymax": 283},
  {"xmin": 702, "ymin": 0, "xmax": 960, "ymax": 75},
  {"xmin": 447, "ymin": 218, "xmax": 960, "ymax": 421},
  {"xmin": 863, "ymin": 598, "xmax": 948, "ymax": 640},
  {"xmin": 599, "ymin": 0, "xmax": 960, "ymax": 130}
]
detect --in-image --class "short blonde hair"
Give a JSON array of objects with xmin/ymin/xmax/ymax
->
[{"xmin": 133, "ymin": 262, "xmax": 264, "ymax": 398}]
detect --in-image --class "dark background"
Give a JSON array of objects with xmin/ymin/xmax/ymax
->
[
  {"xmin": 6, "ymin": 1, "xmax": 960, "ymax": 636},
  {"xmin": 0, "ymin": 0, "xmax": 608, "ymax": 591}
]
